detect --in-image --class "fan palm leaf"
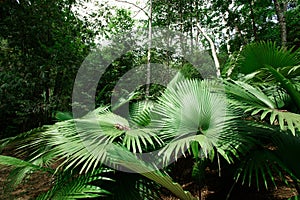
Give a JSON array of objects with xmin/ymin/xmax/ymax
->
[
  {"xmin": 0, "ymin": 103, "xmax": 190, "ymax": 199},
  {"xmin": 238, "ymin": 41, "xmax": 300, "ymax": 75},
  {"xmin": 152, "ymin": 79, "xmax": 246, "ymax": 165},
  {"xmin": 236, "ymin": 41, "xmax": 300, "ymax": 111},
  {"xmin": 12, "ymin": 106, "xmax": 162, "ymax": 174},
  {"xmin": 234, "ymin": 125, "xmax": 300, "ymax": 191}
]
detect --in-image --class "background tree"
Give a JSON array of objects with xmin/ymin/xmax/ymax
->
[{"xmin": 0, "ymin": 0, "xmax": 100, "ymax": 138}]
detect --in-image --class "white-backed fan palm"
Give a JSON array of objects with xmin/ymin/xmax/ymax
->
[{"xmin": 152, "ymin": 79, "xmax": 247, "ymax": 168}]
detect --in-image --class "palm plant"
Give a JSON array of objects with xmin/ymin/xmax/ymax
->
[
  {"xmin": 2, "ymin": 42, "xmax": 300, "ymax": 200},
  {"xmin": 222, "ymin": 41, "xmax": 300, "ymax": 197},
  {"xmin": 235, "ymin": 41, "xmax": 300, "ymax": 111},
  {"xmin": 224, "ymin": 80, "xmax": 300, "ymax": 135},
  {"xmin": 0, "ymin": 98, "xmax": 196, "ymax": 199},
  {"xmin": 0, "ymin": 76, "xmax": 249, "ymax": 200}
]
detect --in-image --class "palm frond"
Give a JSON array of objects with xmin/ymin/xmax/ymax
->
[
  {"xmin": 37, "ymin": 167, "xmax": 112, "ymax": 200},
  {"xmin": 244, "ymin": 64, "xmax": 300, "ymax": 84},
  {"xmin": 225, "ymin": 80, "xmax": 300, "ymax": 134},
  {"xmin": 0, "ymin": 126, "xmax": 49, "ymax": 153},
  {"xmin": 107, "ymin": 145, "xmax": 197, "ymax": 200},
  {"xmin": 152, "ymin": 79, "xmax": 244, "ymax": 165},
  {"xmin": 129, "ymin": 100, "xmax": 154, "ymax": 127},
  {"xmin": 0, "ymin": 155, "xmax": 52, "ymax": 172},
  {"xmin": 272, "ymin": 131, "xmax": 300, "ymax": 179},
  {"xmin": 234, "ymin": 149, "xmax": 291, "ymax": 191},
  {"xmin": 234, "ymin": 41, "xmax": 300, "ymax": 111},
  {"xmin": 238, "ymin": 41, "xmax": 300, "ymax": 75},
  {"xmin": 224, "ymin": 80, "xmax": 276, "ymax": 109},
  {"xmin": 0, "ymin": 155, "xmax": 54, "ymax": 190},
  {"xmin": 234, "ymin": 126, "xmax": 300, "ymax": 191},
  {"xmin": 123, "ymin": 128, "xmax": 163, "ymax": 153},
  {"xmin": 6, "ymin": 104, "xmax": 163, "ymax": 175}
]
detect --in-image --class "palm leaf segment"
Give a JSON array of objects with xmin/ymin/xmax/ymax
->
[
  {"xmin": 153, "ymin": 79, "xmax": 243, "ymax": 164},
  {"xmin": 225, "ymin": 80, "xmax": 300, "ymax": 135},
  {"xmin": 36, "ymin": 168, "xmax": 112, "ymax": 200}
]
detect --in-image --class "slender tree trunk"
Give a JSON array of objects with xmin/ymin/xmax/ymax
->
[
  {"xmin": 145, "ymin": 0, "xmax": 152, "ymax": 99},
  {"xmin": 190, "ymin": 0, "xmax": 193, "ymax": 52},
  {"xmin": 114, "ymin": 0, "xmax": 152, "ymax": 98},
  {"xmin": 196, "ymin": 24, "xmax": 221, "ymax": 78},
  {"xmin": 274, "ymin": 0, "xmax": 287, "ymax": 47},
  {"xmin": 248, "ymin": 0, "xmax": 258, "ymax": 41}
]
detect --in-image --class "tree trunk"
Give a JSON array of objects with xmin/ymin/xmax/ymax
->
[
  {"xmin": 196, "ymin": 24, "xmax": 221, "ymax": 78},
  {"xmin": 273, "ymin": 0, "xmax": 287, "ymax": 47},
  {"xmin": 248, "ymin": 0, "xmax": 258, "ymax": 41},
  {"xmin": 145, "ymin": 0, "xmax": 152, "ymax": 99}
]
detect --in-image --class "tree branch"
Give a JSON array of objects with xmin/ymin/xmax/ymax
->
[{"xmin": 115, "ymin": 0, "xmax": 149, "ymax": 18}]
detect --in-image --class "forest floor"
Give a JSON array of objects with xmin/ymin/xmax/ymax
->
[{"xmin": 0, "ymin": 153, "xmax": 298, "ymax": 200}]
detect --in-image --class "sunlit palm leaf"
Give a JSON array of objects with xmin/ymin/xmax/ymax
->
[
  {"xmin": 153, "ymin": 79, "xmax": 244, "ymax": 164},
  {"xmin": 15, "ymin": 105, "xmax": 160, "ymax": 174},
  {"xmin": 126, "ymin": 100, "xmax": 164, "ymax": 153},
  {"xmin": 123, "ymin": 128, "xmax": 163, "ymax": 153}
]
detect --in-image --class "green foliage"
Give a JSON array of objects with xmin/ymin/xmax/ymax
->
[
  {"xmin": 224, "ymin": 80, "xmax": 300, "ymax": 134},
  {"xmin": 1, "ymin": 1, "xmax": 300, "ymax": 198},
  {"xmin": 0, "ymin": 155, "xmax": 51, "ymax": 172},
  {"xmin": 288, "ymin": 195, "xmax": 300, "ymax": 200},
  {"xmin": 233, "ymin": 125, "xmax": 300, "ymax": 191},
  {"xmin": 0, "ymin": 0, "xmax": 96, "ymax": 138},
  {"xmin": 2, "ymin": 74, "xmax": 300, "ymax": 198},
  {"xmin": 233, "ymin": 42, "xmax": 300, "ymax": 111},
  {"xmin": 238, "ymin": 42, "xmax": 300, "ymax": 74},
  {"xmin": 286, "ymin": 3, "xmax": 300, "ymax": 49},
  {"xmin": 0, "ymin": 100, "xmax": 195, "ymax": 199},
  {"xmin": 153, "ymin": 79, "xmax": 244, "ymax": 164},
  {"xmin": 36, "ymin": 168, "xmax": 112, "ymax": 200}
]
